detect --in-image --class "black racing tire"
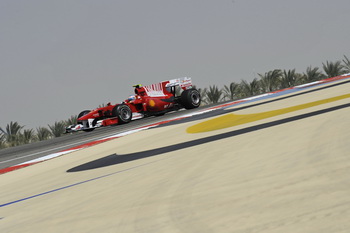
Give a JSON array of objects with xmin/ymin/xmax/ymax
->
[
  {"xmin": 77, "ymin": 110, "xmax": 91, "ymax": 124},
  {"xmin": 83, "ymin": 127, "xmax": 95, "ymax": 132},
  {"xmin": 77, "ymin": 110, "xmax": 95, "ymax": 132},
  {"xmin": 154, "ymin": 112, "xmax": 165, "ymax": 117},
  {"xmin": 84, "ymin": 118, "xmax": 98, "ymax": 132},
  {"xmin": 181, "ymin": 89, "xmax": 201, "ymax": 109},
  {"xmin": 112, "ymin": 104, "xmax": 132, "ymax": 124}
]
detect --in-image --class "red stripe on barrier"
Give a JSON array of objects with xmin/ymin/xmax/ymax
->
[
  {"xmin": 322, "ymin": 75, "xmax": 348, "ymax": 83},
  {"xmin": 0, "ymin": 162, "xmax": 38, "ymax": 174}
]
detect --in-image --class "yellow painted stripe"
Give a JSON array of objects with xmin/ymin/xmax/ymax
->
[{"xmin": 187, "ymin": 93, "xmax": 350, "ymax": 133}]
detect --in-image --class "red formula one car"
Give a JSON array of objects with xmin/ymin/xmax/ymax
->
[{"xmin": 66, "ymin": 77, "xmax": 201, "ymax": 132}]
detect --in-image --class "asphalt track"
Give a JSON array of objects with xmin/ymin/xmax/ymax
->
[{"xmin": 1, "ymin": 76, "xmax": 350, "ymax": 232}]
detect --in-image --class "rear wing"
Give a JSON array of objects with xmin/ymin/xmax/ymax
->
[
  {"xmin": 164, "ymin": 77, "xmax": 193, "ymax": 90},
  {"xmin": 143, "ymin": 77, "xmax": 193, "ymax": 97}
]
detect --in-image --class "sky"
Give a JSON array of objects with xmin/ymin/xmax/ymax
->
[{"xmin": 1, "ymin": 0, "xmax": 349, "ymax": 130}]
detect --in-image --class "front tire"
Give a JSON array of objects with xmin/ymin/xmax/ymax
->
[
  {"xmin": 77, "ymin": 110, "xmax": 91, "ymax": 124},
  {"xmin": 181, "ymin": 89, "xmax": 201, "ymax": 109},
  {"xmin": 77, "ymin": 110, "xmax": 95, "ymax": 132},
  {"xmin": 112, "ymin": 104, "xmax": 132, "ymax": 124}
]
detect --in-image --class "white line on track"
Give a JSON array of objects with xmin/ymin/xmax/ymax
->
[{"xmin": 0, "ymin": 129, "xmax": 133, "ymax": 164}]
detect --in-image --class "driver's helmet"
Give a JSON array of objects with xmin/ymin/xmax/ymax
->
[
  {"xmin": 128, "ymin": 95, "xmax": 136, "ymax": 102},
  {"xmin": 133, "ymin": 84, "xmax": 143, "ymax": 94}
]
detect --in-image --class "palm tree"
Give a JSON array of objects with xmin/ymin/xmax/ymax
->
[
  {"xmin": 342, "ymin": 55, "xmax": 350, "ymax": 73},
  {"xmin": 1, "ymin": 122, "xmax": 24, "ymax": 147},
  {"xmin": 222, "ymin": 82, "xmax": 240, "ymax": 101},
  {"xmin": 280, "ymin": 69, "xmax": 299, "ymax": 88},
  {"xmin": 20, "ymin": 129, "xmax": 37, "ymax": 144},
  {"xmin": 198, "ymin": 87, "xmax": 207, "ymax": 105},
  {"xmin": 64, "ymin": 115, "xmax": 78, "ymax": 126},
  {"xmin": 322, "ymin": 60, "xmax": 345, "ymax": 78},
  {"xmin": 0, "ymin": 132, "xmax": 7, "ymax": 149},
  {"xmin": 48, "ymin": 121, "xmax": 66, "ymax": 137},
  {"xmin": 239, "ymin": 78, "xmax": 260, "ymax": 97},
  {"xmin": 205, "ymin": 85, "xmax": 223, "ymax": 104},
  {"xmin": 36, "ymin": 127, "xmax": 52, "ymax": 141},
  {"xmin": 303, "ymin": 66, "xmax": 326, "ymax": 82},
  {"xmin": 258, "ymin": 69, "xmax": 282, "ymax": 92}
]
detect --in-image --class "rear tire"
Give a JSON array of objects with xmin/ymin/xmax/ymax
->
[
  {"xmin": 181, "ymin": 89, "xmax": 201, "ymax": 109},
  {"xmin": 112, "ymin": 104, "xmax": 132, "ymax": 124}
]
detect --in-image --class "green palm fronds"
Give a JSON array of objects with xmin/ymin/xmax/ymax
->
[
  {"xmin": 303, "ymin": 66, "xmax": 326, "ymax": 82},
  {"xmin": 342, "ymin": 55, "xmax": 350, "ymax": 73},
  {"xmin": 36, "ymin": 127, "xmax": 52, "ymax": 141},
  {"xmin": 0, "ymin": 132, "xmax": 7, "ymax": 149},
  {"xmin": 239, "ymin": 78, "xmax": 260, "ymax": 97},
  {"xmin": 280, "ymin": 69, "xmax": 298, "ymax": 88},
  {"xmin": 64, "ymin": 115, "xmax": 78, "ymax": 126},
  {"xmin": 322, "ymin": 60, "xmax": 346, "ymax": 78},
  {"xmin": 48, "ymin": 121, "xmax": 66, "ymax": 138},
  {"xmin": 223, "ymin": 82, "xmax": 240, "ymax": 101},
  {"xmin": 205, "ymin": 85, "xmax": 223, "ymax": 104},
  {"xmin": 258, "ymin": 69, "xmax": 282, "ymax": 92},
  {"xmin": 2, "ymin": 122, "xmax": 24, "ymax": 147},
  {"xmin": 21, "ymin": 129, "xmax": 37, "ymax": 144}
]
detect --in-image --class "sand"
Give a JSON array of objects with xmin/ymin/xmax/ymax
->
[{"xmin": 1, "ymin": 80, "xmax": 349, "ymax": 233}]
